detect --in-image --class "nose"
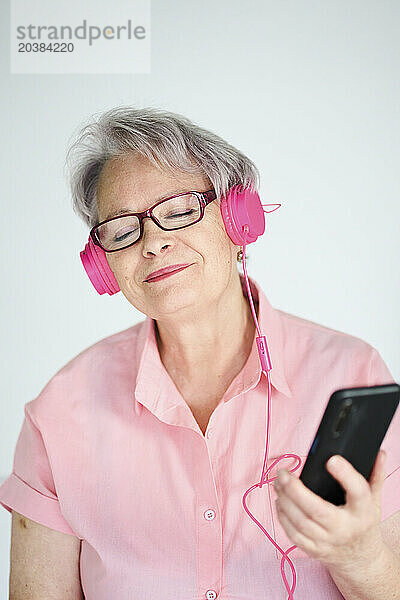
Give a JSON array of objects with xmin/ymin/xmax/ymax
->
[{"xmin": 140, "ymin": 215, "xmax": 174, "ymax": 256}]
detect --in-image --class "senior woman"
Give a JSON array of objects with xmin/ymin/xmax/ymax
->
[{"xmin": 0, "ymin": 107, "xmax": 399, "ymax": 600}]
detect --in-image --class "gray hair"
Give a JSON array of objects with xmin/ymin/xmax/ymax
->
[{"xmin": 64, "ymin": 106, "xmax": 260, "ymax": 235}]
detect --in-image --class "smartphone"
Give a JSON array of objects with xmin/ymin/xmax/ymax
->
[{"xmin": 299, "ymin": 383, "xmax": 400, "ymax": 506}]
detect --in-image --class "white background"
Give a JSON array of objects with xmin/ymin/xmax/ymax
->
[{"xmin": 0, "ymin": 0, "xmax": 399, "ymax": 592}]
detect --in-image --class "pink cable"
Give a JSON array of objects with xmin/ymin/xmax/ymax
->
[{"xmin": 240, "ymin": 222, "xmax": 301, "ymax": 599}]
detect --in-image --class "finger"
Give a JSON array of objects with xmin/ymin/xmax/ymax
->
[
  {"xmin": 276, "ymin": 492, "xmax": 328, "ymax": 542},
  {"xmin": 368, "ymin": 450, "xmax": 386, "ymax": 504},
  {"xmin": 276, "ymin": 499, "xmax": 318, "ymax": 555},
  {"xmin": 276, "ymin": 471, "xmax": 337, "ymax": 529},
  {"xmin": 325, "ymin": 455, "xmax": 370, "ymax": 509}
]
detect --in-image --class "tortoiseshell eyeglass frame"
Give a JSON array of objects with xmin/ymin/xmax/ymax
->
[{"xmin": 90, "ymin": 188, "xmax": 217, "ymax": 253}]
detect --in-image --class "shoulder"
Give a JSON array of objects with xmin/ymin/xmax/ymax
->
[
  {"xmin": 276, "ymin": 308, "xmax": 379, "ymax": 379},
  {"xmin": 59, "ymin": 320, "xmax": 143, "ymax": 372},
  {"xmin": 277, "ymin": 308, "xmax": 374, "ymax": 351},
  {"xmin": 27, "ymin": 320, "xmax": 145, "ymax": 423}
]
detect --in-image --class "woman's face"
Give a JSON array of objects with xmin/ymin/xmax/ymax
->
[{"xmin": 96, "ymin": 153, "xmax": 241, "ymax": 320}]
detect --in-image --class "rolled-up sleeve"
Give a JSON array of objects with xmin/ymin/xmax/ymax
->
[
  {"xmin": 367, "ymin": 347, "xmax": 400, "ymax": 522},
  {"xmin": 0, "ymin": 404, "xmax": 77, "ymax": 536}
]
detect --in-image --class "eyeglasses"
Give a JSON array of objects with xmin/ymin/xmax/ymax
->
[{"xmin": 90, "ymin": 188, "xmax": 217, "ymax": 252}]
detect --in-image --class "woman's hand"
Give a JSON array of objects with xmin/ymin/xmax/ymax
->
[{"xmin": 274, "ymin": 450, "xmax": 387, "ymax": 569}]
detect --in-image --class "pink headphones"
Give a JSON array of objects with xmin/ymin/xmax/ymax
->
[{"xmin": 79, "ymin": 185, "xmax": 280, "ymax": 294}]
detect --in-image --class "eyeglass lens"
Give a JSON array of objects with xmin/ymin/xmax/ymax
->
[{"xmin": 95, "ymin": 193, "xmax": 202, "ymax": 251}]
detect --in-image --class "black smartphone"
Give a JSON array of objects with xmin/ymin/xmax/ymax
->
[{"xmin": 299, "ymin": 383, "xmax": 400, "ymax": 506}]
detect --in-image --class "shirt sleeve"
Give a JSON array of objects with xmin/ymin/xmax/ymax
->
[
  {"xmin": 367, "ymin": 347, "xmax": 400, "ymax": 522},
  {"xmin": 0, "ymin": 403, "xmax": 77, "ymax": 536}
]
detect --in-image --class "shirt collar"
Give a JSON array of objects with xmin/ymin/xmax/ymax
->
[{"xmin": 133, "ymin": 273, "xmax": 292, "ymax": 422}]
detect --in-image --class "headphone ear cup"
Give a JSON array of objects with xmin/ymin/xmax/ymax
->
[
  {"xmin": 80, "ymin": 236, "xmax": 120, "ymax": 295},
  {"xmin": 220, "ymin": 185, "xmax": 265, "ymax": 246}
]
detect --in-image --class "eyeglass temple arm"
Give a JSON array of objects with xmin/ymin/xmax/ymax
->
[
  {"xmin": 202, "ymin": 190, "xmax": 281, "ymax": 214},
  {"xmin": 202, "ymin": 189, "xmax": 217, "ymax": 205}
]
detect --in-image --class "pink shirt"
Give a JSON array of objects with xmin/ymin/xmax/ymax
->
[{"xmin": 0, "ymin": 273, "xmax": 398, "ymax": 600}]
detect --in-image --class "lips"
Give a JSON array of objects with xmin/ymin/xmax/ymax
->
[{"xmin": 145, "ymin": 263, "xmax": 192, "ymax": 282}]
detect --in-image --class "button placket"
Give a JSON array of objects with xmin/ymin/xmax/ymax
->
[{"xmin": 196, "ymin": 420, "xmax": 222, "ymax": 598}]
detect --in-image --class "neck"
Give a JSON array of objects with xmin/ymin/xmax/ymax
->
[{"xmin": 154, "ymin": 275, "xmax": 258, "ymax": 385}]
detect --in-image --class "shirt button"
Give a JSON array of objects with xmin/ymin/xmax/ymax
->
[
  {"xmin": 205, "ymin": 590, "xmax": 218, "ymax": 599},
  {"xmin": 204, "ymin": 509, "xmax": 216, "ymax": 521}
]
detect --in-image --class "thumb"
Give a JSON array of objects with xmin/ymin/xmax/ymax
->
[{"xmin": 369, "ymin": 449, "xmax": 386, "ymax": 503}]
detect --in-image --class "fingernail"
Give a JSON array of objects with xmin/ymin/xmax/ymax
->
[
  {"xmin": 278, "ymin": 470, "xmax": 289, "ymax": 484},
  {"xmin": 327, "ymin": 455, "xmax": 338, "ymax": 468}
]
